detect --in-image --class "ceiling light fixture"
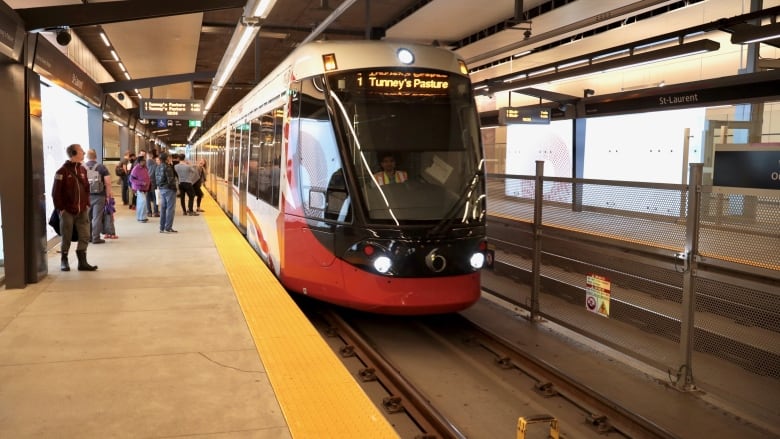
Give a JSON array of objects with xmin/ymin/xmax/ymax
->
[
  {"xmin": 475, "ymin": 39, "xmax": 719, "ymax": 95},
  {"xmin": 730, "ymin": 21, "xmax": 780, "ymax": 44},
  {"xmin": 99, "ymin": 32, "xmax": 110, "ymax": 47}
]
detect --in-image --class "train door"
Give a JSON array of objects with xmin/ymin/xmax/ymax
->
[
  {"xmin": 216, "ymin": 131, "xmax": 228, "ymax": 210},
  {"xmin": 226, "ymin": 126, "xmax": 239, "ymax": 218},
  {"xmin": 236, "ymin": 121, "xmax": 250, "ymax": 234}
]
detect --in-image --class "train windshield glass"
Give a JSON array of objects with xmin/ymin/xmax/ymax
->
[{"xmin": 326, "ymin": 69, "xmax": 483, "ymax": 223}]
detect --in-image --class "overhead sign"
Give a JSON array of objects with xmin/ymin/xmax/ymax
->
[
  {"xmin": 498, "ymin": 107, "xmax": 550, "ymax": 125},
  {"xmin": 140, "ymin": 98, "xmax": 203, "ymax": 120}
]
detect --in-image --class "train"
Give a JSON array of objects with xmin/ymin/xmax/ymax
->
[{"xmin": 192, "ymin": 40, "xmax": 487, "ymax": 315}]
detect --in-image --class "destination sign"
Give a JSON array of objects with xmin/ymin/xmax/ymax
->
[
  {"xmin": 140, "ymin": 98, "xmax": 203, "ymax": 120},
  {"xmin": 498, "ymin": 107, "xmax": 550, "ymax": 125},
  {"xmin": 348, "ymin": 71, "xmax": 451, "ymax": 96}
]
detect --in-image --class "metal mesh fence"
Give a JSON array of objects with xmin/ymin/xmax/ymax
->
[
  {"xmin": 699, "ymin": 188, "xmax": 780, "ymax": 271},
  {"xmin": 485, "ymin": 172, "xmax": 780, "ymax": 386}
]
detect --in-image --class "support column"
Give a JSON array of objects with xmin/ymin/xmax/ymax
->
[
  {"xmin": 88, "ymin": 106, "xmax": 105, "ymax": 161},
  {"xmin": 0, "ymin": 62, "xmax": 27, "ymax": 288}
]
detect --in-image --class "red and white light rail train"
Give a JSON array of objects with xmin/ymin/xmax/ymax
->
[{"xmin": 193, "ymin": 40, "xmax": 487, "ymax": 314}]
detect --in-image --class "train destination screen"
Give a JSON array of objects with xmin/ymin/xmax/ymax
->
[{"xmin": 345, "ymin": 71, "xmax": 451, "ymax": 96}]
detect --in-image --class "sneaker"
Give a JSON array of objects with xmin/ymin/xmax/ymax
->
[
  {"xmin": 153, "ymin": 213, "xmax": 160, "ymax": 217},
  {"xmin": 138, "ymin": 219, "xmax": 149, "ymax": 223},
  {"xmin": 188, "ymin": 211, "xmax": 199, "ymax": 216},
  {"xmin": 91, "ymin": 238, "xmax": 106, "ymax": 244},
  {"xmin": 197, "ymin": 208, "xmax": 205, "ymax": 212},
  {"xmin": 165, "ymin": 229, "xmax": 178, "ymax": 233}
]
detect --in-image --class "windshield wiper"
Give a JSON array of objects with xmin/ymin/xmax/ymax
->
[{"xmin": 426, "ymin": 168, "xmax": 482, "ymax": 239}]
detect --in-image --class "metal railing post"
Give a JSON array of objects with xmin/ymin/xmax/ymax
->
[
  {"xmin": 677, "ymin": 162, "xmax": 702, "ymax": 390},
  {"xmin": 531, "ymin": 160, "xmax": 544, "ymax": 321}
]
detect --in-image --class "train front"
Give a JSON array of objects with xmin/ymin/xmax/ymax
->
[{"xmin": 289, "ymin": 45, "xmax": 486, "ymax": 314}]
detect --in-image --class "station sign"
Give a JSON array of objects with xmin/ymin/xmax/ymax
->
[
  {"xmin": 140, "ymin": 98, "xmax": 204, "ymax": 121},
  {"xmin": 498, "ymin": 107, "xmax": 550, "ymax": 125}
]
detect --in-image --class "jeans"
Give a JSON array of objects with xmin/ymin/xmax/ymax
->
[
  {"xmin": 89, "ymin": 194, "xmax": 106, "ymax": 240},
  {"xmin": 135, "ymin": 191, "xmax": 148, "ymax": 221},
  {"xmin": 120, "ymin": 175, "xmax": 130, "ymax": 205},
  {"xmin": 147, "ymin": 186, "xmax": 159, "ymax": 214},
  {"xmin": 159, "ymin": 188, "xmax": 177, "ymax": 231}
]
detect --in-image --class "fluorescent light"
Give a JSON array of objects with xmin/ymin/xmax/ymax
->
[
  {"xmin": 99, "ymin": 32, "xmax": 110, "ymax": 47},
  {"xmin": 204, "ymin": 91, "xmax": 219, "ymax": 110},
  {"xmin": 513, "ymin": 50, "xmax": 531, "ymax": 58},
  {"xmin": 110, "ymin": 50, "xmax": 119, "ymax": 61},
  {"xmin": 475, "ymin": 39, "xmax": 720, "ymax": 94},
  {"xmin": 113, "ymin": 120, "xmax": 124, "ymax": 127},
  {"xmin": 118, "ymin": 62, "xmax": 126, "ymax": 72},
  {"xmin": 731, "ymin": 22, "xmax": 780, "ymax": 44},
  {"xmin": 215, "ymin": 26, "xmax": 255, "ymax": 87},
  {"xmin": 250, "ymin": 0, "xmax": 278, "ymax": 18},
  {"xmin": 124, "ymin": 72, "xmax": 131, "ymax": 80}
]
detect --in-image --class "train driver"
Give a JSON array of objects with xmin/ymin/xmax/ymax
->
[{"xmin": 373, "ymin": 153, "xmax": 408, "ymax": 185}]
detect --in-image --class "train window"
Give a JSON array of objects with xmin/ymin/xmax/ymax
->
[
  {"xmin": 294, "ymin": 76, "xmax": 352, "ymax": 223},
  {"xmin": 324, "ymin": 68, "xmax": 484, "ymax": 223},
  {"xmin": 248, "ymin": 108, "xmax": 283, "ymax": 206}
]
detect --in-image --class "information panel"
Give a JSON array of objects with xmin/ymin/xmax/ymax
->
[
  {"xmin": 140, "ymin": 98, "xmax": 203, "ymax": 120},
  {"xmin": 498, "ymin": 107, "xmax": 550, "ymax": 125}
]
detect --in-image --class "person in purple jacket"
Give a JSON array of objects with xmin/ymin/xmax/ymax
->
[{"xmin": 129, "ymin": 155, "xmax": 151, "ymax": 222}]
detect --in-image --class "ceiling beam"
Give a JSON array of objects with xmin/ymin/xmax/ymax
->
[
  {"xmin": 17, "ymin": 0, "xmax": 246, "ymax": 31},
  {"xmin": 100, "ymin": 71, "xmax": 216, "ymax": 93}
]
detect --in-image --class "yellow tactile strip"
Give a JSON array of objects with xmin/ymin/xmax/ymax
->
[{"xmin": 200, "ymin": 193, "xmax": 398, "ymax": 438}]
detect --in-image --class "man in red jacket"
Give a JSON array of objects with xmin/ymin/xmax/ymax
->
[{"xmin": 52, "ymin": 143, "xmax": 97, "ymax": 271}]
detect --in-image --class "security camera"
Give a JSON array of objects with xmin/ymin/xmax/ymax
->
[
  {"xmin": 56, "ymin": 28, "xmax": 71, "ymax": 46},
  {"xmin": 523, "ymin": 30, "xmax": 532, "ymax": 39}
]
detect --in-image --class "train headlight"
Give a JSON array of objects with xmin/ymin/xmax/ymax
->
[
  {"xmin": 469, "ymin": 252, "xmax": 485, "ymax": 270},
  {"xmin": 373, "ymin": 256, "xmax": 392, "ymax": 274},
  {"xmin": 397, "ymin": 48, "xmax": 414, "ymax": 65}
]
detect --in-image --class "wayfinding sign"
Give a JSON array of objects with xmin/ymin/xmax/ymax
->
[{"xmin": 140, "ymin": 98, "xmax": 203, "ymax": 120}]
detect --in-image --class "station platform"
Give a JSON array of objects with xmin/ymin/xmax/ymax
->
[{"xmin": 0, "ymin": 194, "xmax": 397, "ymax": 438}]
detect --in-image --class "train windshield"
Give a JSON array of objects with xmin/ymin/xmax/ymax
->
[{"xmin": 325, "ymin": 69, "xmax": 484, "ymax": 224}]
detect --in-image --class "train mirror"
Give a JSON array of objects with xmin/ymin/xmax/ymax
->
[{"xmin": 309, "ymin": 189, "xmax": 326, "ymax": 210}]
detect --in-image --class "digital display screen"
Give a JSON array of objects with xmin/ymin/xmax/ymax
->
[
  {"xmin": 346, "ymin": 71, "xmax": 450, "ymax": 96},
  {"xmin": 499, "ymin": 107, "xmax": 550, "ymax": 125},
  {"xmin": 140, "ymin": 98, "xmax": 203, "ymax": 120}
]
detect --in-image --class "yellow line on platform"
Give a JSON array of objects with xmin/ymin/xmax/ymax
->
[{"xmin": 200, "ymin": 193, "xmax": 398, "ymax": 438}]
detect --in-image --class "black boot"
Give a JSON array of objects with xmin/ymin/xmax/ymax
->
[
  {"xmin": 60, "ymin": 252, "xmax": 70, "ymax": 272},
  {"xmin": 76, "ymin": 250, "xmax": 98, "ymax": 271}
]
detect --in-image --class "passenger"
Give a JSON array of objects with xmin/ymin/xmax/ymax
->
[
  {"xmin": 116, "ymin": 151, "xmax": 131, "ymax": 206},
  {"xmin": 373, "ymin": 153, "xmax": 408, "ymax": 185},
  {"xmin": 129, "ymin": 155, "xmax": 151, "ymax": 223},
  {"xmin": 52, "ymin": 143, "xmax": 97, "ymax": 271},
  {"xmin": 84, "ymin": 148, "xmax": 112, "ymax": 244},
  {"xmin": 175, "ymin": 155, "xmax": 199, "ymax": 216},
  {"xmin": 193, "ymin": 158, "xmax": 207, "ymax": 212},
  {"xmin": 146, "ymin": 149, "xmax": 160, "ymax": 217},
  {"xmin": 103, "ymin": 196, "xmax": 118, "ymax": 239},
  {"xmin": 127, "ymin": 152, "xmax": 137, "ymax": 210},
  {"xmin": 155, "ymin": 152, "xmax": 178, "ymax": 233}
]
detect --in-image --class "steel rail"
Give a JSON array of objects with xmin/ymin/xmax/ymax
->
[{"xmin": 321, "ymin": 309, "xmax": 467, "ymax": 439}]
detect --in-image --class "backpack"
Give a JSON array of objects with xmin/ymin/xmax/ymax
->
[{"xmin": 86, "ymin": 163, "xmax": 104, "ymax": 194}]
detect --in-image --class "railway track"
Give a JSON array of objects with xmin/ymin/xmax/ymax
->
[{"xmin": 305, "ymin": 301, "xmax": 675, "ymax": 439}]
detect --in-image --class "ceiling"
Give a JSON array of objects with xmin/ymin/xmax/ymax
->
[{"xmin": 4, "ymin": 0, "xmax": 779, "ymax": 145}]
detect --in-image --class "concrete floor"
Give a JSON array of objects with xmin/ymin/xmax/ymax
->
[{"xmin": 0, "ymin": 204, "xmax": 291, "ymax": 438}]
